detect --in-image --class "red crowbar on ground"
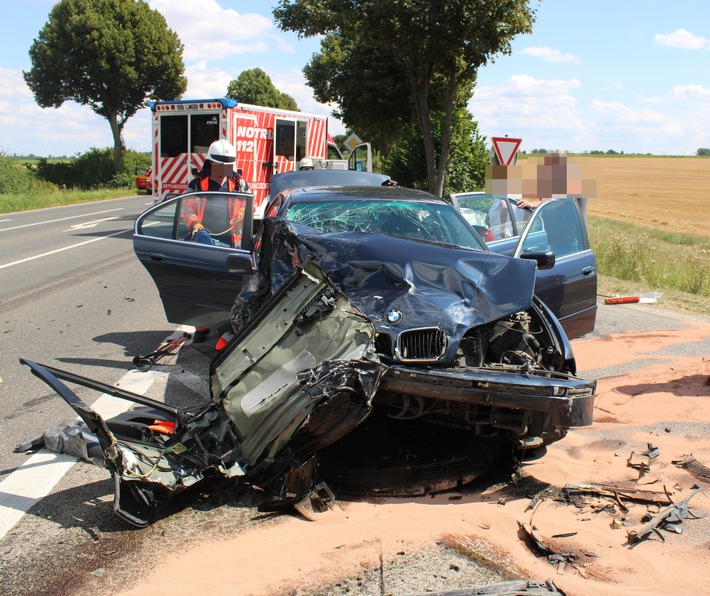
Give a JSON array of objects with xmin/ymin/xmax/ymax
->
[
  {"xmin": 603, "ymin": 292, "xmax": 662, "ymax": 305},
  {"xmin": 132, "ymin": 332, "xmax": 191, "ymax": 370}
]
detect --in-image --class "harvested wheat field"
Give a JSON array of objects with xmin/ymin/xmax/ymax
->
[{"xmin": 576, "ymin": 156, "xmax": 710, "ymax": 238}]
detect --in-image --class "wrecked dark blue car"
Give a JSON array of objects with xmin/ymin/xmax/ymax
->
[{"xmin": 22, "ymin": 174, "xmax": 596, "ymax": 526}]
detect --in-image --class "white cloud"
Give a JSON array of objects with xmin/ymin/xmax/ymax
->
[
  {"xmin": 150, "ymin": 0, "xmax": 277, "ymax": 61},
  {"xmin": 671, "ymin": 84, "xmax": 710, "ymax": 99},
  {"xmin": 589, "ymin": 100, "xmax": 682, "ymax": 136},
  {"xmin": 183, "ymin": 62, "xmax": 235, "ymax": 98},
  {"xmin": 469, "ymin": 75, "xmax": 587, "ymax": 151},
  {"xmin": 519, "ymin": 46, "xmax": 580, "ymax": 64},
  {"xmin": 654, "ymin": 29, "xmax": 710, "ymax": 50},
  {"xmin": 0, "ymin": 67, "xmax": 146, "ymax": 156}
]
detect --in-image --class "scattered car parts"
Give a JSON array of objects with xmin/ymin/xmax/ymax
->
[{"xmin": 626, "ymin": 487, "xmax": 706, "ymax": 546}]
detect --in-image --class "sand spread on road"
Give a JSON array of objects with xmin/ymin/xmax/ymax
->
[{"xmin": 120, "ymin": 322, "xmax": 710, "ymax": 596}]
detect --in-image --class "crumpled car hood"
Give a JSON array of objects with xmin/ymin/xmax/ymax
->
[{"xmin": 239, "ymin": 218, "xmax": 538, "ymax": 361}]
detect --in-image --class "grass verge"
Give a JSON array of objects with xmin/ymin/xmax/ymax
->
[
  {"xmin": 0, "ymin": 188, "xmax": 144, "ymax": 214},
  {"xmin": 589, "ymin": 215, "xmax": 710, "ymax": 317}
]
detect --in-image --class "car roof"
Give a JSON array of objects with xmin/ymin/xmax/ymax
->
[{"xmin": 269, "ymin": 170, "xmax": 391, "ymax": 200}]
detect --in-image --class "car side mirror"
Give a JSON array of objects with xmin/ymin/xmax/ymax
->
[
  {"xmin": 520, "ymin": 251, "xmax": 555, "ymax": 270},
  {"xmin": 226, "ymin": 254, "xmax": 255, "ymax": 274}
]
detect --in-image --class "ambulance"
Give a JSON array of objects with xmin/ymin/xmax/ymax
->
[{"xmin": 149, "ymin": 97, "xmax": 371, "ymax": 208}]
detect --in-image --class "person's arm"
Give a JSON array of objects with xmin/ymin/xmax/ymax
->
[
  {"xmin": 182, "ymin": 195, "xmax": 204, "ymax": 231},
  {"xmin": 516, "ymin": 197, "xmax": 544, "ymax": 210}
]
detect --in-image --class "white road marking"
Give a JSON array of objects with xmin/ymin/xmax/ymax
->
[
  {"xmin": 67, "ymin": 217, "xmax": 119, "ymax": 230},
  {"xmin": 0, "ymin": 208, "xmax": 124, "ymax": 232},
  {"xmin": 0, "ymin": 451, "xmax": 77, "ymax": 540},
  {"xmin": 0, "ymin": 228, "xmax": 130, "ymax": 270},
  {"xmin": 0, "ymin": 369, "xmax": 160, "ymax": 540},
  {"xmin": 0, "ymin": 328, "xmax": 193, "ymax": 540}
]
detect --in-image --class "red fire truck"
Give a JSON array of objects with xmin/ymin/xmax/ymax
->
[{"xmin": 149, "ymin": 98, "xmax": 370, "ymax": 208}]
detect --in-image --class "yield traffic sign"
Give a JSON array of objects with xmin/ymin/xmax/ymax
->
[{"xmin": 491, "ymin": 137, "xmax": 522, "ymax": 166}]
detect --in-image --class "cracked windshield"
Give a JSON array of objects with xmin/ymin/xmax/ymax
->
[{"xmin": 286, "ymin": 199, "xmax": 486, "ymax": 250}]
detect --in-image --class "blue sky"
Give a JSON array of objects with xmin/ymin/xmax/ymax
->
[{"xmin": 1, "ymin": 0, "xmax": 709, "ymax": 157}]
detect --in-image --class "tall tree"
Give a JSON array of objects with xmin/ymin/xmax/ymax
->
[
  {"xmin": 24, "ymin": 0, "xmax": 187, "ymax": 171},
  {"xmin": 383, "ymin": 107, "xmax": 488, "ymax": 196},
  {"xmin": 226, "ymin": 68, "xmax": 299, "ymax": 111},
  {"xmin": 304, "ymin": 34, "xmax": 410, "ymax": 155},
  {"xmin": 274, "ymin": 0, "xmax": 536, "ymax": 195}
]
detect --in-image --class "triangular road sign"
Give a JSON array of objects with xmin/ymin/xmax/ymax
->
[{"xmin": 491, "ymin": 137, "xmax": 522, "ymax": 166}]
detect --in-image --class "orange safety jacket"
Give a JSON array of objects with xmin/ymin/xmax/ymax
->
[{"xmin": 183, "ymin": 176, "xmax": 246, "ymax": 246}]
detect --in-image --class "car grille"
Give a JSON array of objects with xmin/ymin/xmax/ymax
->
[
  {"xmin": 397, "ymin": 328, "xmax": 448, "ymax": 362},
  {"xmin": 374, "ymin": 332, "xmax": 394, "ymax": 358}
]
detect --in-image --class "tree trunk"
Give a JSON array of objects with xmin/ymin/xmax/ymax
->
[
  {"xmin": 433, "ymin": 77, "xmax": 459, "ymax": 197},
  {"xmin": 410, "ymin": 77, "xmax": 438, "ymax": 195},
  {"xmin": 107, "ymin": 110, "xmax": 124, "ymax": 172}
]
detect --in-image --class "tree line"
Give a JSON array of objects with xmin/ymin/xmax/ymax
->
[{"xmin": 23, "ymin": 0, "xmax": 537, "ymax": 195}]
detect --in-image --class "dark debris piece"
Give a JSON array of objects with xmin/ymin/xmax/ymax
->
[
  {"xmin": 405, "ymin": 579, "xmax": 568, "ymax": 595},
  {"xmin": 517, "ymin": 519, "xmax": 594, "ymax": 577},
  {"xmin": 627, "ymin": 443, "xmax": 659, "ymax": 480},
  {"xmin": 673, "ymin": 454, "xmax": 710, "ymax": 484},
  {"xmin": 626, "ymin": 487, "xmax": 707, "ymax": 546}
]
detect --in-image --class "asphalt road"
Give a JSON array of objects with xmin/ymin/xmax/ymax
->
[
  {"xmin": 0, "ymin": 195, "xmax": 179, "ymax": 480},
  {"xmin": 1, "ymin": 200, "xmax": 709, "ymax": 594}
]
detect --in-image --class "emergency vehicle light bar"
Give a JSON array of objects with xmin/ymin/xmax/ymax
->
[{"xmin": 150, "ymin": 98, "xmax": 237, "ymax": 112}]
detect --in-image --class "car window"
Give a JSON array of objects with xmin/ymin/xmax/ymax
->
[
  {"xmin": 520, "ymin": 199, "xmax": 585, "ymax": 257},
  {"xmin": 285, "ymin": 199, "xmax": 486, "ymax": 250},
  {"xmin": 451, "ymin": 193, "xmax": 532, "ymax": 243},
  {"xmin": 138, "ymin": 200, "xmax": 178, "ymax": 239},
  {"xmin": 137, "ymin": 193, "xmax": 249, "ymax": 249}
]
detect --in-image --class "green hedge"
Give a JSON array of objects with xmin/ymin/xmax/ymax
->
[{"xmin": 32, "ymin": 148, "xmax": 151, "ymax": 190}]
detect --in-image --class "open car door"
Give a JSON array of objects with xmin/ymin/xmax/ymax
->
[
  {"xmin": 133, "ymin": 191, "xmax": 255, "ymax": 331},
  {"xmin": 348, "ymin": 143, "xmax": 373, "ymax": 172},
  {"xmin": 514, "ymin": 198, "xmax": 597, "ymax": 339}
]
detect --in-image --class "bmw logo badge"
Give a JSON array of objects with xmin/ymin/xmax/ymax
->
[{"xmin": 386, "ymin": 309, "xmax": 403, "ymax": 324}]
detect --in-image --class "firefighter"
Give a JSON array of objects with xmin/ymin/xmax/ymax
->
[
  {"xmin": 183, "ymin": 139, "xmax": 249, "ymax": 343},
  {"xmin": 187, "ymin": 139, "xmax": 248, "ymax": 193},
  {"xmin": 183, "ymin": 139, "xmax": 250, "ymax": 240},
  {"xmin": 299, "ymin": 157, "xmax": 314, "ymax": 170}
]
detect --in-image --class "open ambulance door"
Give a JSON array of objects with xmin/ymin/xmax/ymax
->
[{"xmin": 273, "ymin": 118, "xmax": 307, "ymax": 173}]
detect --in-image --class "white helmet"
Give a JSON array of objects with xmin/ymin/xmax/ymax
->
[
  {"xmin": 299, "ymin": 157, "xmax": 314, "ymax": 170},
  {"xmin": 207, "ymin": 139, "xmax": 236, "ymax": 164}
]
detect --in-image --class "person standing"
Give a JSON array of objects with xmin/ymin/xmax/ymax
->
[{"xmin": 183, "ymin": 140, "xmax": 250, "ymax": 342}]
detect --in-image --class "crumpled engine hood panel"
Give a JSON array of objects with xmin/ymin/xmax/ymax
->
[{"xmin": 239, "ymin": 219, "xmax": 538, "ymax": 359}]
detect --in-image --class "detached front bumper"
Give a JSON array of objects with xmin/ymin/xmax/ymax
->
[{"xmin": 379, "ymin": 365, "xmax": 596, "ymax": 428}]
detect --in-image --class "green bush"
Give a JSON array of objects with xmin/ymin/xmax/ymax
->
[
  {"xmin": 0, "ymin": 150, "xmax": 53, "ymax": 194},
  {"xmin": 33, "ymin": 148, "xmax": 151, "ymax": 190},
  {"xmin": 116, "ymin": 150, "xmax": 151, "ymax": 188}
]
